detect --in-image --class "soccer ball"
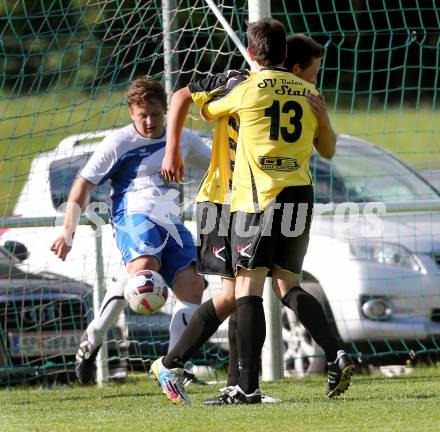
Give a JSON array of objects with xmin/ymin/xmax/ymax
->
[{"xmin": 124, "ymin": 270, "xmax": 168, "ymax": 314}]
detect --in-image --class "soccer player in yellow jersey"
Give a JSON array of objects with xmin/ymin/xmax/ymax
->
[
  {"xmin": 154, "ymin": 22, "xmax": 353, "ymax": 405},
  {"xmin": 202, "ymin": 19, "xmax": 353, "ymax": 403}
]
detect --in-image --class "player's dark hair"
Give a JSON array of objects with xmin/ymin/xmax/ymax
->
[
  {"xmin": 285, "ymin": 34, "xmax": 325, "ymax": 72},
  {"xmin": 247, "ymin": 18, "xmax": 286, "ymax": 66},
  {"xmin": 126, "ymin": 79, "xmax": 167, "ymax": 111}
]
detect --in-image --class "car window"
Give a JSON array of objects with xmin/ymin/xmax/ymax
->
[
  {"xmin": 50, "ymin": 154, "xmax": 202, "ymax": 218},
  {"xmin": 0, "ymin": 263, "xmax": 45, "ymax": 279},
  {"xmin": 310, "ymin": 156, "xmax": 349, "ymax": 203},
  {"xmin": 417, "ymin": 169, "xmax": 440, "ymax": 191},
  {"xmin": 310, "ymin": 142, "xmax": 439, "ymax": 203},
  {"xmin": 49, "ymin": 154, "xmax": 111, "ymax": 209}
]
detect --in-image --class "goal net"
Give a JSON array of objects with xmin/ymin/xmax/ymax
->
[
  {"xmin": 1, "ymin": 0, "xmax": 439, "ymax": 385},
  {"xmin": 0, "ymin": 0, "xmax": 247, "ymax": 385}
]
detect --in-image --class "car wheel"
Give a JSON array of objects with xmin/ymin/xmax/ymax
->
[
  {"xmin": 282, "ymin": 306, "xmax": 326, "ymax": 376},
  {"xmin": 0, "ymin": 351, "xmax": 8, "ymax": 385},
  {"xmin": 282, "ymin": 280, "xmax": 338, "ymax": 377}
]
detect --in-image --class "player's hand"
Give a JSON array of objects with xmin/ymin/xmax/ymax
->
[
  {"xmin": 50, "ymin": 234, "xmax": 72, "ymax": 261},
  {"xmin": 307, "ymin": 93, "xmax": 330, "ymax": 125},
  {"xmin": 161, "ymin": 151, "xmax": 185, "ymax": 183}
]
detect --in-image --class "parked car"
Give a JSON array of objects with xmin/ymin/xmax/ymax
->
[
  {"xmin": 0, "ymin": 242, "xmax": 93, "ymax": 385},
  {"xmin": 281, "ymin": 135, "xmax": 440, "ymax": 374},
  {"xmin": 1, "ymin": 131, "xmax": 439, "ymax": 377},
  {"xmin": 0, "ymin": 129, "xmax": 208, "ymax": 289},
  {"xmin": 0, "ymin": 241, "xmax": 221, "ymax": 385}
]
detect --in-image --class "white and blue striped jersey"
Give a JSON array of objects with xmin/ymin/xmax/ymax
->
[{"xmin": 80, "ymin": 124, "xmax": 211, "ymax": 218}]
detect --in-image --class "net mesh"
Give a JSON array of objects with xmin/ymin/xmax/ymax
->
[
  {"xmin": 1, "ymin": 0, "xmax": 440, "ymax": 385},
  {"xmin": 0, "ymin": 0, "xmax": 245, "ymax": 385},
  {"xmin": 276, "ymin": 0, "xmax": 440, "ymax": 374}
]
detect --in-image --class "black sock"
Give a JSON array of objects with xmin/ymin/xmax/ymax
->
[
  {"xmin": 226, "ymin": 311, "xmax": 239, "ymax": 387},
  {"xmin": 282, "ymin": 287, "xmax": 338, "ymax": 362},
  {"xmin": 236, "ymin": 296, "xmax": 265, "ymax": 394},
  {"xmin": 163, "ymin": 299, "xmax": 221, "ymax": 369}
]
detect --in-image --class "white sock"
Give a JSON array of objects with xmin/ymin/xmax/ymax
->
[
  {"xmin": 168, "ymin": 300, "xmax": 200, "ymax": 351},
  {"xmin": 87, "ymin": 267, "xmax": 129, "ymax": 347}
]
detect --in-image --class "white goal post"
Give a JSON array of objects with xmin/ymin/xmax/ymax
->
[{"xmin": 245, "ymin": 0, "xmax": 284, "ymax": 382}]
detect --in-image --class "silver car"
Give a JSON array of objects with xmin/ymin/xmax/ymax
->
[
  {"xmin": 1, "ymin": 131, "xmax": 439, "ymax": 377},
  {"xmin": 283, "ymin": 135, "xmax": 440, "ymax": 375}
]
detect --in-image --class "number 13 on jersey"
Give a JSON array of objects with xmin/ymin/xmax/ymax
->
[{"xmin": 264, "ymin": 99, "xmax": 303, "ymax": 143}]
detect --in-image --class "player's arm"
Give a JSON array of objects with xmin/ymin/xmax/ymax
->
[
  {"xmin": 50, "ymin": 177, "xmax": 96, "ymax": 261},
  {"xmin": 201, "ymin": 97, "xmax": 237, "ymax": 122},
  {"xmin": 162, "ymin": 86, "xmax": 193, "ymax": 183},
  {"xmin": 307, "ymin": 93, "xmax": 336, "ymax": 159},
  {"xmin": 162, "ymin": 71, "xmax": 241, "ymax": 182},
  {"xmin": 201, "ymin": 76, "xmax": 246, "ymax": 121}
]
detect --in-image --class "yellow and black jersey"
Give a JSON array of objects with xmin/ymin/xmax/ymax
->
[
  {"xmin": 203, "ymin": 67, "xmax": 319, "ymax": 213},
  {"xmin": 188, "ymin": 70, "xmax": 249, "ymax": 204}
]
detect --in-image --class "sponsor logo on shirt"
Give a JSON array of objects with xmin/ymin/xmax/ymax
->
[{"xmin": 258, "ymin": 156, "xmax": 300, "ymax": 172}]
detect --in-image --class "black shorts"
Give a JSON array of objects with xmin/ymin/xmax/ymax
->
[
  {"xmin": 231, "ymin": 185, "xmax": 314, "ymax": 274},
  {"xmin": 195, "ymin": 202, "xmax": 234, "ymax": 278}
]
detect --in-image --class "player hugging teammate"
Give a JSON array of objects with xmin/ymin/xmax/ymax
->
[{"xmin": 153, "ymin": 19, "xmax": 354, "ymax": 405}]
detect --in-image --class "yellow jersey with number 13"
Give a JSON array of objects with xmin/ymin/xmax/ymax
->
[{"xmin": 203, "ymin": 67, "xmax": 319, "ymax": 213}]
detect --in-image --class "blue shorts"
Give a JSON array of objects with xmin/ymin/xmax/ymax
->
[{"xmin": 112, "ymin": 213, "xmax": 196, "ymax": 288}]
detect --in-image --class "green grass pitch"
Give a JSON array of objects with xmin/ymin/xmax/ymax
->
[{"xmin": 1, "ymin": 368, "xmax": 440, "ymax": 432}]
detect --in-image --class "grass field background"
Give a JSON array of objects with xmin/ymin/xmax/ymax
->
[
  {"xmin": 1, "ymin": 368, "xmax": 440, "ymax": 432},
  {"xmin": 1, "ymin": 90, "xmax": 439, "ymax": 216}
]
